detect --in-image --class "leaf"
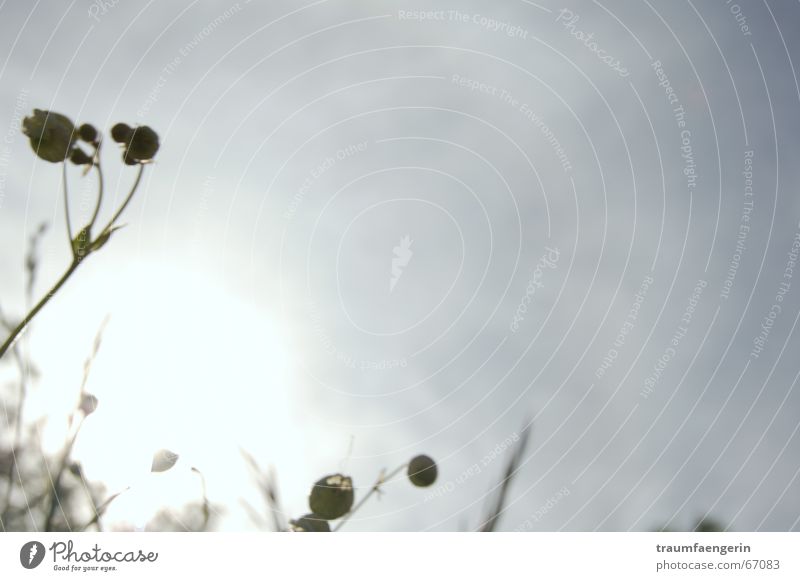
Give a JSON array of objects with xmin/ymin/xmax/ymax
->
[
  {"xmin": 151, "ymin": 449, "xmax": 179, "ymax": 473},
  {"xmin": 89, "ymin": 225, "xmax": 124, "ymax": 252},
  {"xmin": 71, "ymin": 226, "xmax": 91, "ymax": 258}
]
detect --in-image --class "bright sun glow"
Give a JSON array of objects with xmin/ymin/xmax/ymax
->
[{"xmin": 22, "ymin": 259, "xmax": 325, "ymax": 529}]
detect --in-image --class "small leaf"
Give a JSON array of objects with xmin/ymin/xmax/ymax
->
[
  {"xmin": 151, "ymin": 449, "xmax": 179, "ymax": 473},
  {"xmin": 71, "ymin": 226, "xmax": 91, "ymax": 258},
  {"xmin": 89, "ymin": 225, "xmax": 124, "ymax": 252}
]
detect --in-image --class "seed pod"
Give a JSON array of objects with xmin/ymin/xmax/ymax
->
[
  {"xmin": 70, "ymin": 148, "xmax": 93, "ymax": 166},
  {"xmin": 308, "ymin": 474, "xmax": 354, "ymax": 520},
  {"xmin": 407, "ymin": 455, "xmax": 437, "ymax": 487},
  {"xmin": 125, "ymin": 125, "xmax": 159, "ymax": 161},
  {"xmin": 110, "ymin": 123, "xmax": 132, "ymax": 143},
  {"xmin": 78, "ymin": 123, "xmax": 98, "ymax": 144},
  {"xmin": 22, "ymin": 109, "xmax": 76, "ymax": 163},
  {"xmin": 290, "ymin": 514, "xmax": 331, "ymax": 532}
]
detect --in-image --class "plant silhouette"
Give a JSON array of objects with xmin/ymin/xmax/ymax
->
[{"xmin": 0, "ymin": 111, "xmax": 159, "ymax": 360}]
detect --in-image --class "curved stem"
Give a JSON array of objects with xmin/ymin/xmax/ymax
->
[
  {"xmin": 62, "ymin": 162, "xmax": 73, "ymax": 247},
  {"xmin": 88, "ymin": 145, "xmax": 104, "ymax": 231},
  {"xmin": 99, "ymin": 164, "xmax": 144, "ymax": 236},
  {"xmin": 0, "ymin": 160, "xmax": 143, "ymax": 361},
  {"xmin": 333, "ymin": 463, "xmax": 407, "ymax": 532},
  {"xmin": 0, "ymin": 258, "xmax": 80, "ymax": 360}
]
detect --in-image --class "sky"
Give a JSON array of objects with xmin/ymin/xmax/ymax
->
[{"xmin": 0, "ymin": 0, "xmax": 799, "ymax": 532}]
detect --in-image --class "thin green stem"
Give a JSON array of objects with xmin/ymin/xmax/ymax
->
[
  {"xmin": 99, "ymin": 164, "xmax": 144, "ymax": 236},
  {"xmin": 88, "ymin": 144, "xmax": 104, "ymax": 231},
  {"xmin": 333, "ymin": 463, "xmax": 407, "ymax": 532},
  {"xmin": 62, "ymin": 162, "xmax": 73, "ymax": 247},
  {"xmin": 0, "ymin": 161, "xmax": 144, "ymax": 362},
  {"xmin": 0, "ymin": 258, "xmax": 80, "ymax": 360}
]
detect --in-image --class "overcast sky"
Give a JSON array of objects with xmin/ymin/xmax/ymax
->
[{"xmin": 1, "ymin": 0, "xmax": 799, "ymax": 531}]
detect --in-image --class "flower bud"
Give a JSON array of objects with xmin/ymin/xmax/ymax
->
[
  {"xmin": 125, "ymin": 125, "xmax": 159, "ymax": 162},
  {"xmin": 70, "ymin": 148, "xmax": 93, "ymax": 166},
  {"xmin": 78, "ymin": 123, "xmax": 98, "ymax": 144},
  {"xmin": 407, "ymin": 455, "xmax": 437, "ymax": 487},
  {"xmin": 110, "ymin": 123, "xmax": 132, "ymax": 143},
  {"xmin": 22, "ymin": 109, "xmax": 76, "ymax": 163},
  {"xmin": 308, "ymin": 474, "xmax": 354, "ymax": 520}
]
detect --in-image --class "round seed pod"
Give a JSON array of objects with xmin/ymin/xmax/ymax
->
[
  {"xmin": 290, "ymin": 514, "xmax": 330, "ymax": 532},
  {"xmin": 407, "ymin": 455, "xmax": 437, "ymax": 487},
  {"xmin": 70, "ymin": 148, "xmax": 93, "ymax": 166},
  {"xmin": 110, "ymin": 122, "xmax": 132, "ymax": 143},
  {"xmin": 78, "ymin": 123, "xmax": 98, "ymax": 144},
  {"xmin": 125, "ymin": 125, "xmax": 159, "ymax": 161},
  {"xmin": 308, "ymin": 474, "xmax": 354, "ymax": 520},
  {"xmin": 22, "ymin": 109, "xmax": 76, "ymax": 163}
]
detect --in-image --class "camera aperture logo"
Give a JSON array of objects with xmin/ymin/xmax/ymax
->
[
  {"xmin": 20, "ymin": 541, "xmax": 46, "ymax": 569},
  {"xmin": 390, "ymin": 235, "xmax": 414, "ymax": 292},
  {"xmin": 19, "ymin": 540, "xmax": 158, "ymax": 573}
]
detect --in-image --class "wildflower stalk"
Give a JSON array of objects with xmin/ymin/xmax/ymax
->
[
  {"xmin": 0, "ymin": 113, "xmax": 159, "ymax": 362},
  {"xmin": 0, "ymin": 258, "xmax": 81, "ymax": 359},
  {"xmin": 62, "ymin": 162, "xmax": 73, "ymax": 244},
  {"xmin": 0, "ymin": 164, "xmax": 146, "ymax": 361}
]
